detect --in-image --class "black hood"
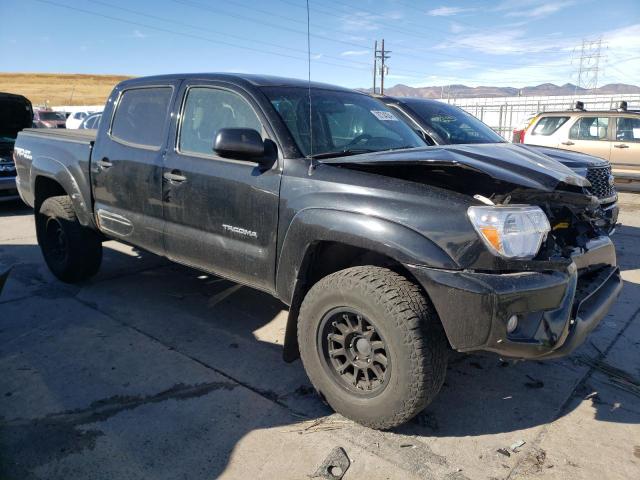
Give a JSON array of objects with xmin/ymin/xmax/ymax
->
[
  {"xmin": 0, "ymin": 93, "xmax": 33, "ymax": 139},
  {"xmin": 320, "ymin": 143, "xmax": 590, "ymax": 192},
  {"xmin": 517, "ymin": 144, "xmax": 608, "ymax": 168}
]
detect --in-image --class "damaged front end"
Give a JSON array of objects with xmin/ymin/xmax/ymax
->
[{"xmin": 322, "ymin": 145, "xmax": 622, "ymax": 359}]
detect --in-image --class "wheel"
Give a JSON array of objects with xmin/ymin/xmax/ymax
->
[
  {"xmin": 298, "ymin": 266, "xmax": 448, "ymax": 429},
  {"xmin": 36, "ymin": 195, "xmax": 102, "ymax": 283}
]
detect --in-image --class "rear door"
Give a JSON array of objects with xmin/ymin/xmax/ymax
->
[
  {"xmin": 611, "ymin": 115, "xmax": 640, "ymax": 172},
  {"xmin": 561, "ymin": 115, "xmax": 612, "ymax": 161},
  {"xmin": 162, "ymin": 81, "xmax": 282, "ymax": 292},
  {"xmin": 92, "ymin": 83, "xmax": 180, "ymax": 255}
]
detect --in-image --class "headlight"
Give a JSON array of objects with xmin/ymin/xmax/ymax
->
[{"xmin": 467, "ymin": 205, "xmax": 550, "ymax": 259}]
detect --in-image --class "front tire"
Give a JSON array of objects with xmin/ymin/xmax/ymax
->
[
  {"xmin": 298, "ymin": 266, "xmax": 448, "ymax": 429},
  {"xmin": 36, "ymin": 195, "xmax": 102, "ymax": 283}
]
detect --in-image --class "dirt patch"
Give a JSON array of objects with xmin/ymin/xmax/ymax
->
[{"xmin": 0, "ymin": 73, "xmax": 133, "ymax": 106}]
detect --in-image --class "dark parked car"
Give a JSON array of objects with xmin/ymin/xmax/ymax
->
[
  {"xmin": 0, "ymin": 92, "xmax": 33, "ymax": 201},
  {"xmin": 379, "ymin": 96, "xmax": 618, "ymax": 231},
  {"xmin": 14, "ymin": 74, "xmax": 622, "ymax": 429},
  {"xmin": 32, "ymin": 109, "xmax": 66, "ymax": 128}
]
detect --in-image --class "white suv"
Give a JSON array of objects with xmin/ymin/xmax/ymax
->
[{"xmin": 520, "ymin": 103, "xmax": 640, "ymax": 182}]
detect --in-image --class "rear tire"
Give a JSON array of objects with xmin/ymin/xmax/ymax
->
[
  {"xmin": 298, "ymin": 266, "xmax": 447, "ymax": 429},
  {"xmin": 36, "ymin": 195, "xmax": 102, "ymax": 283}
]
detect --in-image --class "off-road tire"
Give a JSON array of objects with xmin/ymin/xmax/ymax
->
[
  {"xmin": 298, "ymin": 266, "xmax": 448, "ymax": 429},
  {"xmin": 36, "ymin": 195, "xmax": 102, "ymax": 283}
]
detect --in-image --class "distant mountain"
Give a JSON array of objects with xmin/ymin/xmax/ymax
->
[{"xmin": 365, "ymin": 82, "xmax": 640, "ymax": 99}]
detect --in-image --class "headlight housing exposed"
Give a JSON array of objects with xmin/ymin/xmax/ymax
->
[{"xmin": 467, "ymin": 205, "xmax": 550, "ymax": 259}]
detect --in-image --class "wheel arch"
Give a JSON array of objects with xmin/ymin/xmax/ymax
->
[
  {"xmin": 277, "ymin": 209, "xmax": 456, "ymax": 362},
  {"xmin": 31, "ymin": 156, "xmax": 93, "ymax": 227}
]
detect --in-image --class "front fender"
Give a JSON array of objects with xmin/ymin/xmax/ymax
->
[
  {"xmin": 31, "ymin": 156, "xmax": 93, "ymax": 227},
  {"xmin": 275, "ymin": 208, "xmax": 458, "ymax": 304}
]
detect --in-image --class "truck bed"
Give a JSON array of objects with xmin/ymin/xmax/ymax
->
[
  {"xmin": 14, "ymin": 128, "xmax": 97, "ymax": 227},
  {"xmin": 20, "ymin": 127, "xmax": 97, "ymax": 143}
]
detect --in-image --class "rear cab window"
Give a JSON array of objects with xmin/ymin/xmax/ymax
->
[
  {"xmin": 569, "ymin": 116, "xmax": 610, "ymax": 141},
  {"xmin": 110, "ymin": 87, "xmax": 173, "ymax": 148},
  {"xmin": 531, "ymin": 116, "xmax": 569, "ymax": 135},
  {"xmin": 616, "ymin": 116, "xmax": 640, "ymax": 142}
]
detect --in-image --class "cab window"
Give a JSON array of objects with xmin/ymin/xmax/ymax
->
[
  {"xmin": 569, "ymin": 117, "xmax": 609, "ymax": 141},
  {"xmin": 111, "ymin": 87, "xmax": 173, "ymax": 148},
  {"xmin": 532, "ymin": 116, "xmax": 568, "ymax": 135},
  {"xmin": 179, "ymin": 87, "xmax": 263, "ymax": 156},
  {"xmin": 616, "ymin": 117, "xmax": 640, "ymax": 143}
]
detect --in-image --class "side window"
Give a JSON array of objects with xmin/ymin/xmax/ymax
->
[
  {"xmin": 569, "ymin": 116, "xmax": 609, "ymax": 141},
  {"xmin": 532, "ymin": 116, "xmax": 568, "ymax": 135},
  {"xmin": 111, "ymin": 87, "xmax": 173, "ymax": 148},
  {"xmin": 616, "ymin": 117, "xmax": 640, "ymax": 142},
  {"xmin": 179, "ymin": 87, "xmax": 263, "ymax": 156}
]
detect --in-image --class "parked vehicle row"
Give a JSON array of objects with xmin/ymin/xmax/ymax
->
[{"xmin": 13, "ymin": 73, "xmax": 622, "ymax": 429}]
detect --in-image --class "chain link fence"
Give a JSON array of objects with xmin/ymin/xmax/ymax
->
[{"xmin": 446, "ymin": 94, "xmax": 640, "ymax": 140}]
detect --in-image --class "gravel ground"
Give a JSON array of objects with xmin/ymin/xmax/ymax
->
[{"xmin": 1, "ymin": 194, "xmax": 639, "ymax": 480}]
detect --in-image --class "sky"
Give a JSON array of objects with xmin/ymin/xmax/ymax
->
[{"xmin": 0, "ymin": 0, "xmax": 639, "ymax": 89}]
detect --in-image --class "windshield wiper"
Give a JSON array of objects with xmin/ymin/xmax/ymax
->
[{"xmin": 310, "ymin": 148, "xmax": 377, "ymax": 160}]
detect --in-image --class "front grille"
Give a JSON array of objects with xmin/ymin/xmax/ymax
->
[{"xmin": 586, "ymin": 165, "xmax": 616, "ymax": 201}]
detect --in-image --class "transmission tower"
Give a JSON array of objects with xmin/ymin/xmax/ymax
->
[{"xmin": 574, "ymin": 37, "xmax": 605, "ymax": 94}]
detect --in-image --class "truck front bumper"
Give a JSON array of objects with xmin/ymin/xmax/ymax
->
[{"xmin": 407, "ymin": 236, "xmax": 623, "ymax": 360}]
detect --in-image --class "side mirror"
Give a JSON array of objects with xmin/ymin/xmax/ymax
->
[{"xmin": 214, "ymin": 128, "xmax": 265, "ymax": 160}]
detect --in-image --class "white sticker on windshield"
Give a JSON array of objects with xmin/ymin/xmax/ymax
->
[
  {"xmin": 370, "ymin": 110, "xmax": 399, "ymax": 121},
  {"xmin": 633, "ymin": 128, "xmax": 640, "ymax": 139}
]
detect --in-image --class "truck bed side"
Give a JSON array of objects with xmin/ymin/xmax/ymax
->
[{"xmin": 14, "ymin": 128, "xmax": 97, "ymax": 228}]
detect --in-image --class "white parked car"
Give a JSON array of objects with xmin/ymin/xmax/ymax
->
[{"xmin": 65, "ymin": 111, "xmax": 91, "ymax": 129}]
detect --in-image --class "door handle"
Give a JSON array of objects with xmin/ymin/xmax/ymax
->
[
  {"xmin": 561, "ymin": 141, "xmax": 575, "ymax": 146},
  {"xmin": 614, "ymin": 144, "xmax": 629, "ymax": 149},
  {"xmin": 97, "ymin": 157, "xmax": 113, "ymax": 169},
  {"xmin": 163, "ymin": 170, "xmax": 187, "ymax": 183}
]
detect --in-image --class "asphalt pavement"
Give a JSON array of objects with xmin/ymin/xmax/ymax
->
[{"xmin": 1, "ymin": 194, "xmax": 639, "ymax": 480}]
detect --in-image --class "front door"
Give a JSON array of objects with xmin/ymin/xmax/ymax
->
[
  {"xmin": 162, "ymin": 82, "xmax": 282, "ymax": 292},
  {"xmin": 562, "ymin": 115, "xmax": 612, "ymax": 161},
  {"xmin": 92, "ymin": 83, "xmax": 179, "ymax": 255},
  {"xmin": 611, "ymin": 116, "xmax": 640, "ymax": 172}
]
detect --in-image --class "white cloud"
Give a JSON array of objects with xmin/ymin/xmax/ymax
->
[
  {"xmin": 341, "ymin": 50, "xmax": 369, "ymax": 56},
  {"xmin": 132, "ymin": 29, "xmax": 147, "ymax": 39},
  {"xmin": 427, "ymin": 6, "xmax": 472, "ymax": 16},
  {"xmin": 507, "ymin": 1, "xmax": 575, "ymax": 18},
  {"xmin": 339, "ymin": 10, "xmax": 404, "ymax": 32}
]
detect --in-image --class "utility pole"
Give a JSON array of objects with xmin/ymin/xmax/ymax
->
[
  {"xmin": 373, "ymin": 39, "xmax": 391, "ymax": 95},
  {"xmin": 573, "ymin": 36, "xmax": 605, "ymax": 95},
  {"xmin": 373, "ymin": 40, "xmax": 377, "ymax": 95}
]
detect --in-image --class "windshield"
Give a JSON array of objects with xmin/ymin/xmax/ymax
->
[
  {"xmin": 38, "ymin": 111, "xmax": 65, "ymax": 121},
  {"xmin": 403, "ymin": 100, "xmax": 505, "ymax": 145},
  {"xmin": 263, "ymin": 87, "xmax": 425, "ymax": 158}
]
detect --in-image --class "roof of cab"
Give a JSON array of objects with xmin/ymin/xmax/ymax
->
[{"xmin": 116, "ymin": 73, "xmax": 357, "ymax": 93}]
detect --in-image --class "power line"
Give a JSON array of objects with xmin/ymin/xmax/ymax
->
[{"xmin": 29, "ymin": 0, "xmax": 577, "ymax": 88}]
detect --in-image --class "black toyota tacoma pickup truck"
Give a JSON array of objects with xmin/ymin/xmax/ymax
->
[{"xmin": 14, "ymin": 74, "xmax": 622, "ymax": 429}]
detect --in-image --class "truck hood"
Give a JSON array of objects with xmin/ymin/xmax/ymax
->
[
  {"xmin": 0, "ymin": 93, "xmax": 33, "ymax": 138},
  {"xmin": 320, "ymin": 143, "xmax": 590, "ymax": 192},
  {"xmin": 516, "ymin": 144, "xmax": 608, "ymax": 168}
]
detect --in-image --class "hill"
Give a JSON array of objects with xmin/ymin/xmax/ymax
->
[
  {"xmin": 372, "ymin": 82, "xmax": 640, "ymax": 99},
  {"xmin": 0, "ymin": 73, "xmax": 133, "ymax": 106}
]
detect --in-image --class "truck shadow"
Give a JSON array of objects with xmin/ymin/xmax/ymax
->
[{"xmin": 1, "ymin": 222, "xmax": 639, "ymax": 478}]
